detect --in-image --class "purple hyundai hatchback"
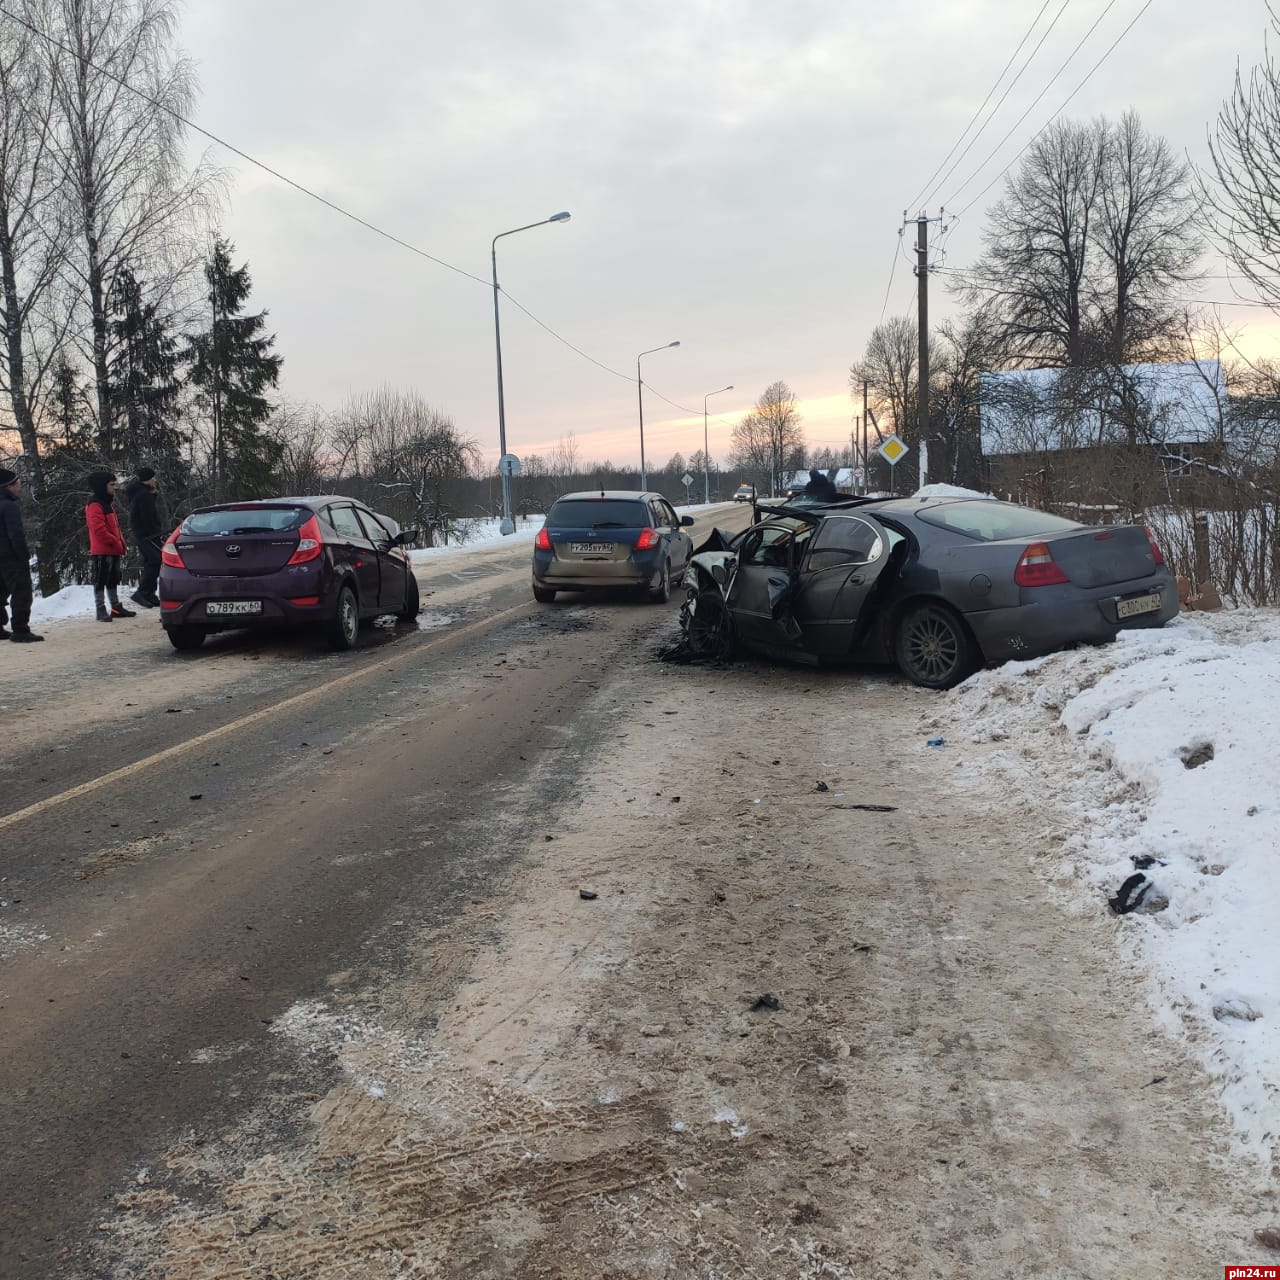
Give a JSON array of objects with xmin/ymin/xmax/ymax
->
[{"xmin": 159, "ymin": 497, "xmax": 420, "ymax": 651}]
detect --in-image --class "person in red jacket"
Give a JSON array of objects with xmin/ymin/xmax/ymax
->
[{"xmin": 85, "ymin": 470, "xmax": 135, "ymax": 622}]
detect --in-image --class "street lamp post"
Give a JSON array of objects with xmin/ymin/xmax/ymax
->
[
  {"xmin": 702, "ymin": 384, "xmax": 733, "ymax": 503},
  {"xmin": 492, "ymin": 211, "xmax": 571, "ymax": 534},
  {"xmin": 636, "ymin": 341, "xmax": 679, "ymax": 489}
]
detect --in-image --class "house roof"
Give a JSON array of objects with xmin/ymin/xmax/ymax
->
[{"xmin": 978, "ymin": 360, "xmax": 1226, "ymax": 456}]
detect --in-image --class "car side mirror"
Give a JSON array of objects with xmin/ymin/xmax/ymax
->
[
  {"xmin": 712, "ymin": 562, "xmax": 728, "ymax": 586},
  {"xmin": 680, "ymin": 515, "xmax": 695, "ymax": 527},
  {"xmin": 392, "ymin": 528, "xmax": 420, "ymax": 547}
]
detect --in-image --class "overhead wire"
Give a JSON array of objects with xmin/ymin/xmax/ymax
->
[
  {"xmin": 920, "ymin": 0, "xmax": 1075, "ymax": 212},
  {"xmin": 905, "ymin": 0, "xmax": 1057, "ymax": 214},
  {"xmin": 0, "ymin": 3, "xmax": 716, "ymax": 429},
  {"xmin": 948, "ymin": 0, "xmax": 1157, "ymax": 217}
]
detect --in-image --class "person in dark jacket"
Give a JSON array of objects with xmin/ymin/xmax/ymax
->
[
  {"xmin": 803, "ymin": 468, "xmax": 840, "ymax": 502},
  {"xmin": 126, "ymin": 466, "xmax": 165, "ymax": 608},
  {"xmin": 0, "ymin": 467, "xmax": 42, "ymax": 642},
  {"xmin": 85, "ymin": 470, "xmax": 135, "ymax": 622}
]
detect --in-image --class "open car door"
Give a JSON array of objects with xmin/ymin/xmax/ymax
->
[{"xmin": 724, "ymin": 518, "xmax": 815, "ymax": 651}]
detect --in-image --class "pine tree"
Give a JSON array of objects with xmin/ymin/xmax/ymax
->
[
  {"xmin": 107, "ymin": 266, "xmax": 183, "ymax": 468},
  {"xmin": 184, "ymin": 237, "xmax": 282, "ymax": 499}
]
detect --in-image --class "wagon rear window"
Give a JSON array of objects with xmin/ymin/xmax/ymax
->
[
  {"xmin": 547, "ymin": 500, "xmax": 649, "ymax": 529},
  {"xmin": 914, "ymin": 501, "xmax": 1082, "ymax": 542}
]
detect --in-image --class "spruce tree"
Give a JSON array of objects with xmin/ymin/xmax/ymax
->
[
  {"xmin": 107, "ymin": 266, "xmax": 183, "ymax": 468},
  {"xmin": 184, "ymin": 237, "xmax": 283, "ymax": 500}
]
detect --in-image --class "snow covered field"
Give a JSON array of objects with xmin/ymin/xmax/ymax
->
[{"xmin": 944, "ymin": 610, "xmax": 1280, "ymax": 1170}]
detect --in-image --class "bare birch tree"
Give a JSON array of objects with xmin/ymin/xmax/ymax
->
[
  {"xmin": 40, "ymin": 0, "xmax": 219, "ymax": 454},
  {"xmin": 0, "ymin": 12, "xmax": 67, "ymax": 491}
]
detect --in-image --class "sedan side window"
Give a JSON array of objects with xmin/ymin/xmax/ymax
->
[
  {"xmin": 809, "ymin": 517, "xmax": 884, "ymax": 570},
  {"xmin": 326, "ymin": 505, "xmax": 369, "ymax": 541},
  {"xmin": 658, "ymin": 501, "xmax": 677, "ymax": 527}
]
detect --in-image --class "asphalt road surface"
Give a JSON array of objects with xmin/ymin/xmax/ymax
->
[{"xmin": 0, "ymin": 505, "xmax": 750, "ymax": 1277}]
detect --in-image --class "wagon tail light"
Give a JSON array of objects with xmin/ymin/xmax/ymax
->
[
  {"xmin": 1014, "ymin": 541, "xmax": 1071, "ymax": 587},
  {"xmin": 286, "ymin": 515, "xmax": 324, "ymax": 565},
  {"xmin": 535, "ymin": 527, "xmax": 552, "ymax": 551},
  {"xmin": 160, "ymin": 528, "xmax": 185, "ymax": 568},
  {"xmin": 634, "ymin": 527, "xmax": 661, "ymax": 551},
  {"xmin": 1144, "ymin": 526, "xmax": 1166, "ymax": 566}
]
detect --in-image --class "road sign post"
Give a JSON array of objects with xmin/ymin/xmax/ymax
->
[{"xmin": 681, "ymin": 471, "xmax": 695, "ymax": 503}]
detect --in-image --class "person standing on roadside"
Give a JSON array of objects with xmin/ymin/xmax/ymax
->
[
  {"xmin": 0, "ymin": 467, "xmax": 42, "ymax": 643},
  {"xmin": 125, "ymin": 466, "xmax": 165, "ymax": 608},
  {"xmin": 85, "ymin": 471, "xmax": 135, "ymax": 622}
]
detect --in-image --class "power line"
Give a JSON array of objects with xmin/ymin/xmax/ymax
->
[
  {"xmin": 943, "ymin": 0, "xmax": 1128, "ymax": 213},
  {"xmin": 918, "ymin": 0, "xmax": 1073, "ymax": 212},
  {"xmin": 878, "ymin": 226, "xmax": 906, "ymax": 321},
  {"xmin": 951, "ymin": 0, "xmax": 1159, "ymax": 218},
  {"xmin": 0, "ymin": 3, "xmax": 717, "ymax": 429}
]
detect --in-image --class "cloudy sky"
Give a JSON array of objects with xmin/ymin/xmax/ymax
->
[{"xmin": 178, "ymin": 0, "xmax": 1276, "ymax": 472}]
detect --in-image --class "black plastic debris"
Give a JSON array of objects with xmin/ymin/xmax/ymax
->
[
  {"xmin": 750, "ymin": 994, "xmax": 781, "ymax": 1012},
  {"xmin": 814, "ymin": 781, "xmax": 829, "ymax": 793},
  {"xmin": 189, "ymin": 793, "xmax": 203, "ymax": 801},
  {"xmin": 578, "ymin": 889, "xmax": 598, "ymax": 901},
  {"xmin": 832, "ymin": 803, "xmax": 897, "ymax": 813},
  {"xmin": 1129, "ymin": 854, "xmax": 1166, "ymax": 869},
  {"xmin": 1108, "ymin": 872, "xmax": 1151, "ymax": 914}
]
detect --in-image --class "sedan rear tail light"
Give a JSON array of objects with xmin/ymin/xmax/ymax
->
[
  {"xmin": 634, "ymin": 527, "xmax": 660, "ymax": 551},
  {"xmin": 286, "ymin": 515, "xmax": 324, "ymax": 565},
  {"xmin": 1014, "ymin": 541, "xmax": 1071, "ymax": 587},
  {"xmin": 535, "ymin": 527, "xmax": 552, "ymax": 551},
  {"xmin": 160, "ymin": 528, "xmax": 185, "ymax": 568},
  {"xmin": 1143, "ymin": 525, "xmax": 1166, "ymax": 566}
]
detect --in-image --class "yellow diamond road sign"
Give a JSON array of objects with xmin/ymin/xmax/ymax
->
[{"xmin": 878, "ymin": 434, "xmax": 910, "ymax": 466}]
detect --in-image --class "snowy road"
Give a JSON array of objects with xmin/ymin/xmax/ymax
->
[{"xmin": 1, "ymin": 504, "xmax": 1275, "ymax": 1276}]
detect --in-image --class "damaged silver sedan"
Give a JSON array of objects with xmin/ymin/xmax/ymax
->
[{"xmin": 678, "ymin": 495, "xmax": 1178, "ymax": 689}]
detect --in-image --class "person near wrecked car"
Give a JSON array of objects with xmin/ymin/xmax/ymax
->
[
  {"xmin": 125, "ymin": 466, "xmax": 165, "ymax": 609},
  {"xmin": 0, "ymin": 467, "xmax": 42, "ymax": 643},
  {"xmin": 85, "ymin": 470, "xmax": 135, "ymax": 622},
  {"xmin": 803, "ymin": 468, "xmax": 840, "ymax": 502}
]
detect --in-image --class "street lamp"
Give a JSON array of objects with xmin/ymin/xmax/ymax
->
[
  {"xmin": 492, "ymin": 210, "xmax": 571, "ymax": 534},
  {"xmin": 702, "ymin": 384, "xmax": 733, "ymax": 503},
  {"xmin": 636, "ymin": 341, "xmax": 680, "ymax": 489}
]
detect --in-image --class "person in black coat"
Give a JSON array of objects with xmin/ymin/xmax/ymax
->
[
  {"xmin": 803, "ymin": 468, "xmax": 840, "ymax": 502},
  {"xmin": 126, "ymin": 466, "xmax": 166, "ymax": 608},
  {"xmin": 0, "ymin": 467, "xmax": 42, "ymax": 642}
]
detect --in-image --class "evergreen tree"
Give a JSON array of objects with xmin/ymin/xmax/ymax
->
[
  {"xmin": 107, "ymin": 266, "xmax": 183, "ymax": 467},
  {"xmin": 184, "ymin": 237, "xmax": 282, "ymax": 499}
]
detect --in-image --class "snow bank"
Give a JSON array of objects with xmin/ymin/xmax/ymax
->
[{"xmin": 947, "ymin": 610, "xmax": 1280, "ymax": 1168}]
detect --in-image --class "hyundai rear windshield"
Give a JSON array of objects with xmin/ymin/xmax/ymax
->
[
  {"xmin": 914, "ymin": 501, "xmax": 1083, "ymax": 542},
  {"xmin": 547, "ymin": 500, "xmax": 648, "ymax": 529},
  {"xmin": 184, "ymin": 506, "xmax": 308, "ymax": 536}
]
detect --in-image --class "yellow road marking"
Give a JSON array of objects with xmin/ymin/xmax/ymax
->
[{"xmin": 0, "ymin": 601, "xmax": 531, "ymax": 833}]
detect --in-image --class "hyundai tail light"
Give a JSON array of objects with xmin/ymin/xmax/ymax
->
[
  {"xmin": 634, "ymin": 527, "xmax": 660, "ymax": 551},
  {"xmin": 160, "ymin": 529, "xmax": 185, "ymax": 568},
  {"xmin": 535, "ymin": 527, "xmax": 552, "ymax": 551},
  {"xmin": 286, "ymin": 515, "xmax": 323, "ymax": 565},
  {"xmin": 1143, "ymin": 526, "xmax": 1166, "ymax": 566},
  {"xmin": 1014, "ymin": 541, "xmax": 1070, "ymax": 587}
]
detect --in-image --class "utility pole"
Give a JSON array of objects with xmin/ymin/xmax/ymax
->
[
  {"xmin": 862, "ymin": 379, "xmax": 870, "ymax": 494},
  {"xmin": 903, "ymin": 210, "xmax": 943, "ymax": 486},
  {"xmin": 914, "ymin": 211, "xmax": 930, "ymax": 487}
]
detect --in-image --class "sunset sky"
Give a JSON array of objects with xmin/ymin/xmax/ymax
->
[{"xmin": 177, "ymin": 0, "xmax": 1280, "ymax": 469}]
